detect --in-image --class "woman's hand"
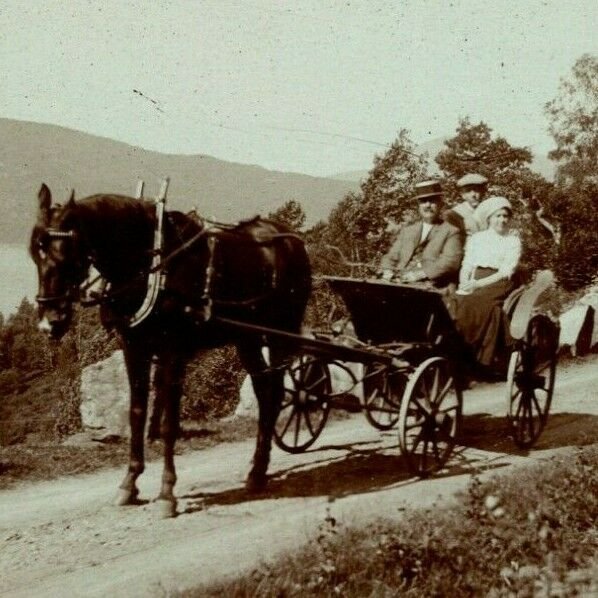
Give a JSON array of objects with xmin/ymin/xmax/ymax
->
[{"xmin": 459, "ymin": 279, "xmax": 478, "ymax": 293}]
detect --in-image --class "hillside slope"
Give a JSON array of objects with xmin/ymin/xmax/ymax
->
[{"xmin": 0, "ymin": 119, "xmax": 358, "ymax": 244}]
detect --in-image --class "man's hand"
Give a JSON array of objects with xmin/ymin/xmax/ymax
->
[{"xmin": 401, "ymin": 270, "xmax": 427, "ymax": 283}]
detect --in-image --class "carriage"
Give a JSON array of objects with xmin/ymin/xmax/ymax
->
[
  {"xmin": 263, "ymin": 275, "xmax": 560, "ymax": 477},
  {"xmin": 31, "ymin": 182, "xmax": 561, "ymax": 514}
]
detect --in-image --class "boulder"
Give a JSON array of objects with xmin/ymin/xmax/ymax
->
[
  {"xmin": 80, "ymin": 350, "xmax": 130, "ymax": 438},
  {"xmin": 234, "ymin": 359, "xmax": 364, "ymax": 420},
  {"xmin": 559, "ymin": 284, "xmax": 598, "ymax": 356}
]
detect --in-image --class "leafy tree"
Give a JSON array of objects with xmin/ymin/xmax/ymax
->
[
  {"xmin": 267, "ymin": 199, "xmax": 306, "ymax": 231},
  {"xmin": 545, "ymin": 53, "xmax": 598, "ymax": 186},
  {"xmin": 436, "ymin": 119, "xmax": 557, "ymax": 277},
  {"xmin": 543, "ymin": 54, "xmax": 598, "ymax": 288},
  {"xmin": 310, "ymin": 130, "xmax": 427, "ymax": 276}
]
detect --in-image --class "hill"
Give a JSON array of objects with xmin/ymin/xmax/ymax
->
[{"xmin": 0, "ymin": 119, "xmax": 359, "ymax": 244}]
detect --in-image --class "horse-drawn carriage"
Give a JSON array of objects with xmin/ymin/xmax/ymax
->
[
  {"xmin": 30, "ymin": 183, "xmax": 560, "ymax": 515},
  {"xmin": 269, "ymin": 275, "xmax": 559, "ymax": 476}
]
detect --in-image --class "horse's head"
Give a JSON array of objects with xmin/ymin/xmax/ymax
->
[{"xmin": 30, "ymin": 184, "xmax": 90, "ymax": 340}]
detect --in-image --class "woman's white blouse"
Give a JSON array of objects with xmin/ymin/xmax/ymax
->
[{"xmin": 461, "ymin": 229, "xmax": 522, "ymax": 278}]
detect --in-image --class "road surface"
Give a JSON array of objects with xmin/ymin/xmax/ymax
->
[{"xmin": 0, "ymin": 355, "xmax": 596, "ymax": 597}]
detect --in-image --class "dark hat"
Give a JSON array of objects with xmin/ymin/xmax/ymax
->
[
  {"xmin": 414, "ymin": 180, "xmax": 443, "ymax": 201},
  {"xmin": 457, "ymin": 173, "xmax": 488, "ymax": 188}
]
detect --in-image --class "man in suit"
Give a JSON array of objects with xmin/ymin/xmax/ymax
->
[{"xmin": 379, "ymin": 180, "xmax": 463, "ymax": 288}]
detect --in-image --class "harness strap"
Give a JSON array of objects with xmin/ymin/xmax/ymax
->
[{"xmin": 129, "ymin": 179, "xmax": 168, "ymax": 327}]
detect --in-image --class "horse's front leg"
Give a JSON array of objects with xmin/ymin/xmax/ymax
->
[
  {"xmin": 116, "ymin": 339, "xmax": 152, "ymax": 506},
  {"xmin": 239, "ymin": 342, "xmax": 285, "ymax": 492},
  {"xmin": 154, "ymin": 353, "xmax": 186, "ymax": 518}
]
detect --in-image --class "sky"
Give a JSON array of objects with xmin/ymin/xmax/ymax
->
[{"xmin": 1, "ymin": 0, "xmax": 596, "ymax": 176}]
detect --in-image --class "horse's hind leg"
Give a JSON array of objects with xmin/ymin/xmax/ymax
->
[
  {"xmin": 239, "ymin": 340, "xmax": 287, "ymax": 492},
  {"xmin": 116, "ymin": 340, "xmax": 152, "ymax": 506},
  {"xmin": 154, "ymin": 352, "xmax": 186, "ymax": 518}
]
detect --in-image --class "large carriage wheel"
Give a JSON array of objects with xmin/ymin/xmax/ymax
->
[
  {"xmin": 274, "ymin": 355, "xmax": 331, "ymax": 453},
  {"xmin": 507, "ymin": 314, "xmax": 558, "ymax": 448},
  {"xmin": 398, "ymin": 357, "xmax": 462, "ymax": 477},
  {"xmin": 362, "ymin": 363, "xmax": 407, "ymax": 430}
]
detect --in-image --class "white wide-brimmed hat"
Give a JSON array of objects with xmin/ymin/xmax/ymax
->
[{"xmin": 474, "ymin": 196, "xmax": 512, "ymax": 226}]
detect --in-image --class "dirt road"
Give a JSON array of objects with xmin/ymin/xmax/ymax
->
[{"xmin": 1, "ymin": 356, "xmax": 597, "ymax": 597}]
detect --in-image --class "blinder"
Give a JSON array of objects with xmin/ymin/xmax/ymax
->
[{"xmin": 34, "ymin": 227, "xmax": 86, "ymax": 308}]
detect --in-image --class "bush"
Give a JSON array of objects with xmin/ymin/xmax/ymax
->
[
  {"xmin": 193, "ymin": 446, "xmax": 598, "ymax": 597},
  {"xmin": 182, "ymin": 346, "xmax": 245, "ymax": 420}
]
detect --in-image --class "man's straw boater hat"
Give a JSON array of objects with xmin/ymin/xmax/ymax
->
[{"xmin": 413, "ymin": 180, "xmax": 443, "ymax": 201}]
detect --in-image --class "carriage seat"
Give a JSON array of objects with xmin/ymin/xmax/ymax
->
[{"xmin": 503, "ymin": 285, "xmax": 525, "ymax": 319}]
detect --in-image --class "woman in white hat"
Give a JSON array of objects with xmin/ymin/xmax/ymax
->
[{"xmin": 454, "ymin": 196, "xmax": 521, "ymax": 368}]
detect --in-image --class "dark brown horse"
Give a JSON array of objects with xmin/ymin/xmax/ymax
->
[{"xmin": 30, "ymin": 184, "xmax": 311, "ymax": 517}]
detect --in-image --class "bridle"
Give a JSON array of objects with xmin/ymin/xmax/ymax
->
[{"xmin": 34, "ymin": 228, "xmax": 86, "ymax": 307}]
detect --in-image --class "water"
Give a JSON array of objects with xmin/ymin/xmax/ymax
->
[{"xmin": 0, "ymin": 244, "xmax": 37, "ymax": 318}]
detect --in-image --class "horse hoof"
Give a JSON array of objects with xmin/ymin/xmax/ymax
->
[
  {"xmin": 156, "ymin": 498, "xmax": 178, "ymax": 519},
  {"xmin": 114, "ymin": 488, "xmax": 139, "ymax": 507},
  {"xmin": 246, "ymin": 473, "xmax": 268, "ymax": 494}
]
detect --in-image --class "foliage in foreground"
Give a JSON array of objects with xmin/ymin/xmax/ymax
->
[{"xmin": 194, "ymin": 446, "xmax": 598, "ymax": 597}]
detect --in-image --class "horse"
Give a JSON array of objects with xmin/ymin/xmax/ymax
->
[{"xmin": 30, "ymin": 184, "xmax": 311, "ymax": 517}]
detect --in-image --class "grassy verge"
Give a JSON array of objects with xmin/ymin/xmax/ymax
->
[
  {"xmin": 191, "ymin": 445, "xmax": 598, "ymax": 597},
  {"xmin": 0, "ymin": 416, "xmax": 259, "ymax": 490}
]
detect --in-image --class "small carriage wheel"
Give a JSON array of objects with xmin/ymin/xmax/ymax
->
[
  {"xmin": 398, "ymin": 357, "xmax": 462, "ymax": 477},
  {"xmin": 274, "ymin": 355, "xmax": 331, "ymax": 454},
  {"xmin": 506, "ymin": 314, "xmax": 558, "ymax": 448},
  {"xmin": 362, "ymin": 363, "xmax": 407, "ymax": 430}
]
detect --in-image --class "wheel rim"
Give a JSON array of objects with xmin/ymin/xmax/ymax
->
[
  {"xmin": 506, "ymin": 315, "xmax": 558, "ymax": 448},
  {"xmin": 399, "ymin": 357, "xmax": 462, "ymax": 476},
  {"xmin": 362, "ymin": 363, "xmax": 406, "ymax": 430},
  {"xmin": 274, "ymin": 355, "xmax": 331, "ymax": 453}
]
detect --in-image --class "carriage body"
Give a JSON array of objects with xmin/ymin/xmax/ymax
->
[{"xmin": 273, "ymin": 274, "xmax": 559, "ymax": 476}]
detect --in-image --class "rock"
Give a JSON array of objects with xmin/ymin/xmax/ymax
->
[
  {"xmin": 558, "ymin": 284, "xmax": 598, "ymax": 355},
  {"xmin": 559, "ymin": 304, "xmax": 595, "ymax": 356},
  {"xmin": 234, "ymin": 359, "xmax": 364, "ymax": 420},
  {"xmin": 80, "ymin": 351, "xmax": 130, "ymax": 437}
]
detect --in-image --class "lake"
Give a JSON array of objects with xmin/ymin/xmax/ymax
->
[{"xmin": 0, "ymin": 244, "xmax": 37, "ymax": 318}]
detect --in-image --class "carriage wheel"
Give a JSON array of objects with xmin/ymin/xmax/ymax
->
[
  {"xmin": 507, "ymin": 314, "xmax": 558, "ymax": 448},
  {"xmin": 362, "ymin": 363, "xmax": 407, "ymax": 430},
  {"xmin": 274, "ymin": 355, "xmax": 331, "ymax": 453},
  {"xmin": 398, "ymin": 357, "xmax": 462, "ymax": 477}
]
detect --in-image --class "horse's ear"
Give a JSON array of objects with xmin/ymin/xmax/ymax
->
[
  {"xmin": 67, "ymin": 189, "xmax": 76, "ymax": 207},
  {"xmin": 37, "ymin": 183, "xmax": 52, "ymax": 225}
]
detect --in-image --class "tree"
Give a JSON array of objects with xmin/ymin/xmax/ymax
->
[
  {"xmin": 544, "ymin": 54, "xmax": 598, "ymax": 288},
  {"xmin": 545, "ymin": 53, "xmax": 598, "ymax": 186},
  {"xmin": 436, "ymin": 119, "xmax": 557, "ymax": 277},
  {"xmin": 436, "ymin": 118, "xmax": 536, "ymax": 204},
  {"xmin": 267, "ymin": 199, "xmax": 306, "ymax": 231},
  {"xmin": 311, "ymin": 130, "xmax": 428, "ymax": 275}
]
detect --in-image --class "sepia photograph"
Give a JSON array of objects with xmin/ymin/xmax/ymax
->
[{"xmin": 0, "ymin": 1, "xmax": 596, "ymax": 595}]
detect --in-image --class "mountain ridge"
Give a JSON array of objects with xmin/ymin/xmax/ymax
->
[{"xmin": 0, "ymin": 118, "xmax": 359, "ymax": 244}]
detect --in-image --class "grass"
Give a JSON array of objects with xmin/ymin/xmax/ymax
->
[
  {"xmin": 0, "ymin": 414, "xmax": 259, "ymax": 490},
  {"xmin": 189, "ymin": 445, "xmax": 598, "ymax": 597}
]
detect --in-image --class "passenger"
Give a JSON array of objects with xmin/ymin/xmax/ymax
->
[
  {"xmin": 454, "ymin": 196, "xmax": 521, "ymax": 368},
  {"xmin": 379, "ymin": 180, "xmax": 463, "ymax": 288},
  {"xmin": 444, "ymin": 173, "xmax": 489, "ymax": 238}
]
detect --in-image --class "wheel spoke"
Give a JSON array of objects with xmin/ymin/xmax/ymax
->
[
  {"xmin": 430, "ymin": 367, "xmax": 440, "ymax": 402},
  {"xmin": 405, "ymin": 417, "xmax": 426, "ymax": 430},
  {"xmin": 304, "ymin": 373, "xmax": 327, "ymax": 393},
  {"xmin": 293, "ymin": 408, "xmax": 301, "ymax": 446},
  {"xmin": 435, "ymin": 377, "xmax": 454, "ymax": 405},
  {"xmin": 413, "ymin": 396, "xmax": 432, "ymax": 415},
  {"xmin": 278, "ymin": 407, "xmax": 297, "ymax": 438},
  {"xmin": 303, "ymin": 408, "xmax": 315, "ymax": 435}
]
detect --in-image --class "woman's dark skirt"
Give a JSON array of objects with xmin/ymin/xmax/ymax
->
[{"xmin": 454, "ymin": 267, "xmax": 514, "ymax": 367}]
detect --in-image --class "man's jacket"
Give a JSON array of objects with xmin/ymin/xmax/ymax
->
[{"xmin": 380, "ymin": 220, "xmax": 463, "ymax": 285}]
